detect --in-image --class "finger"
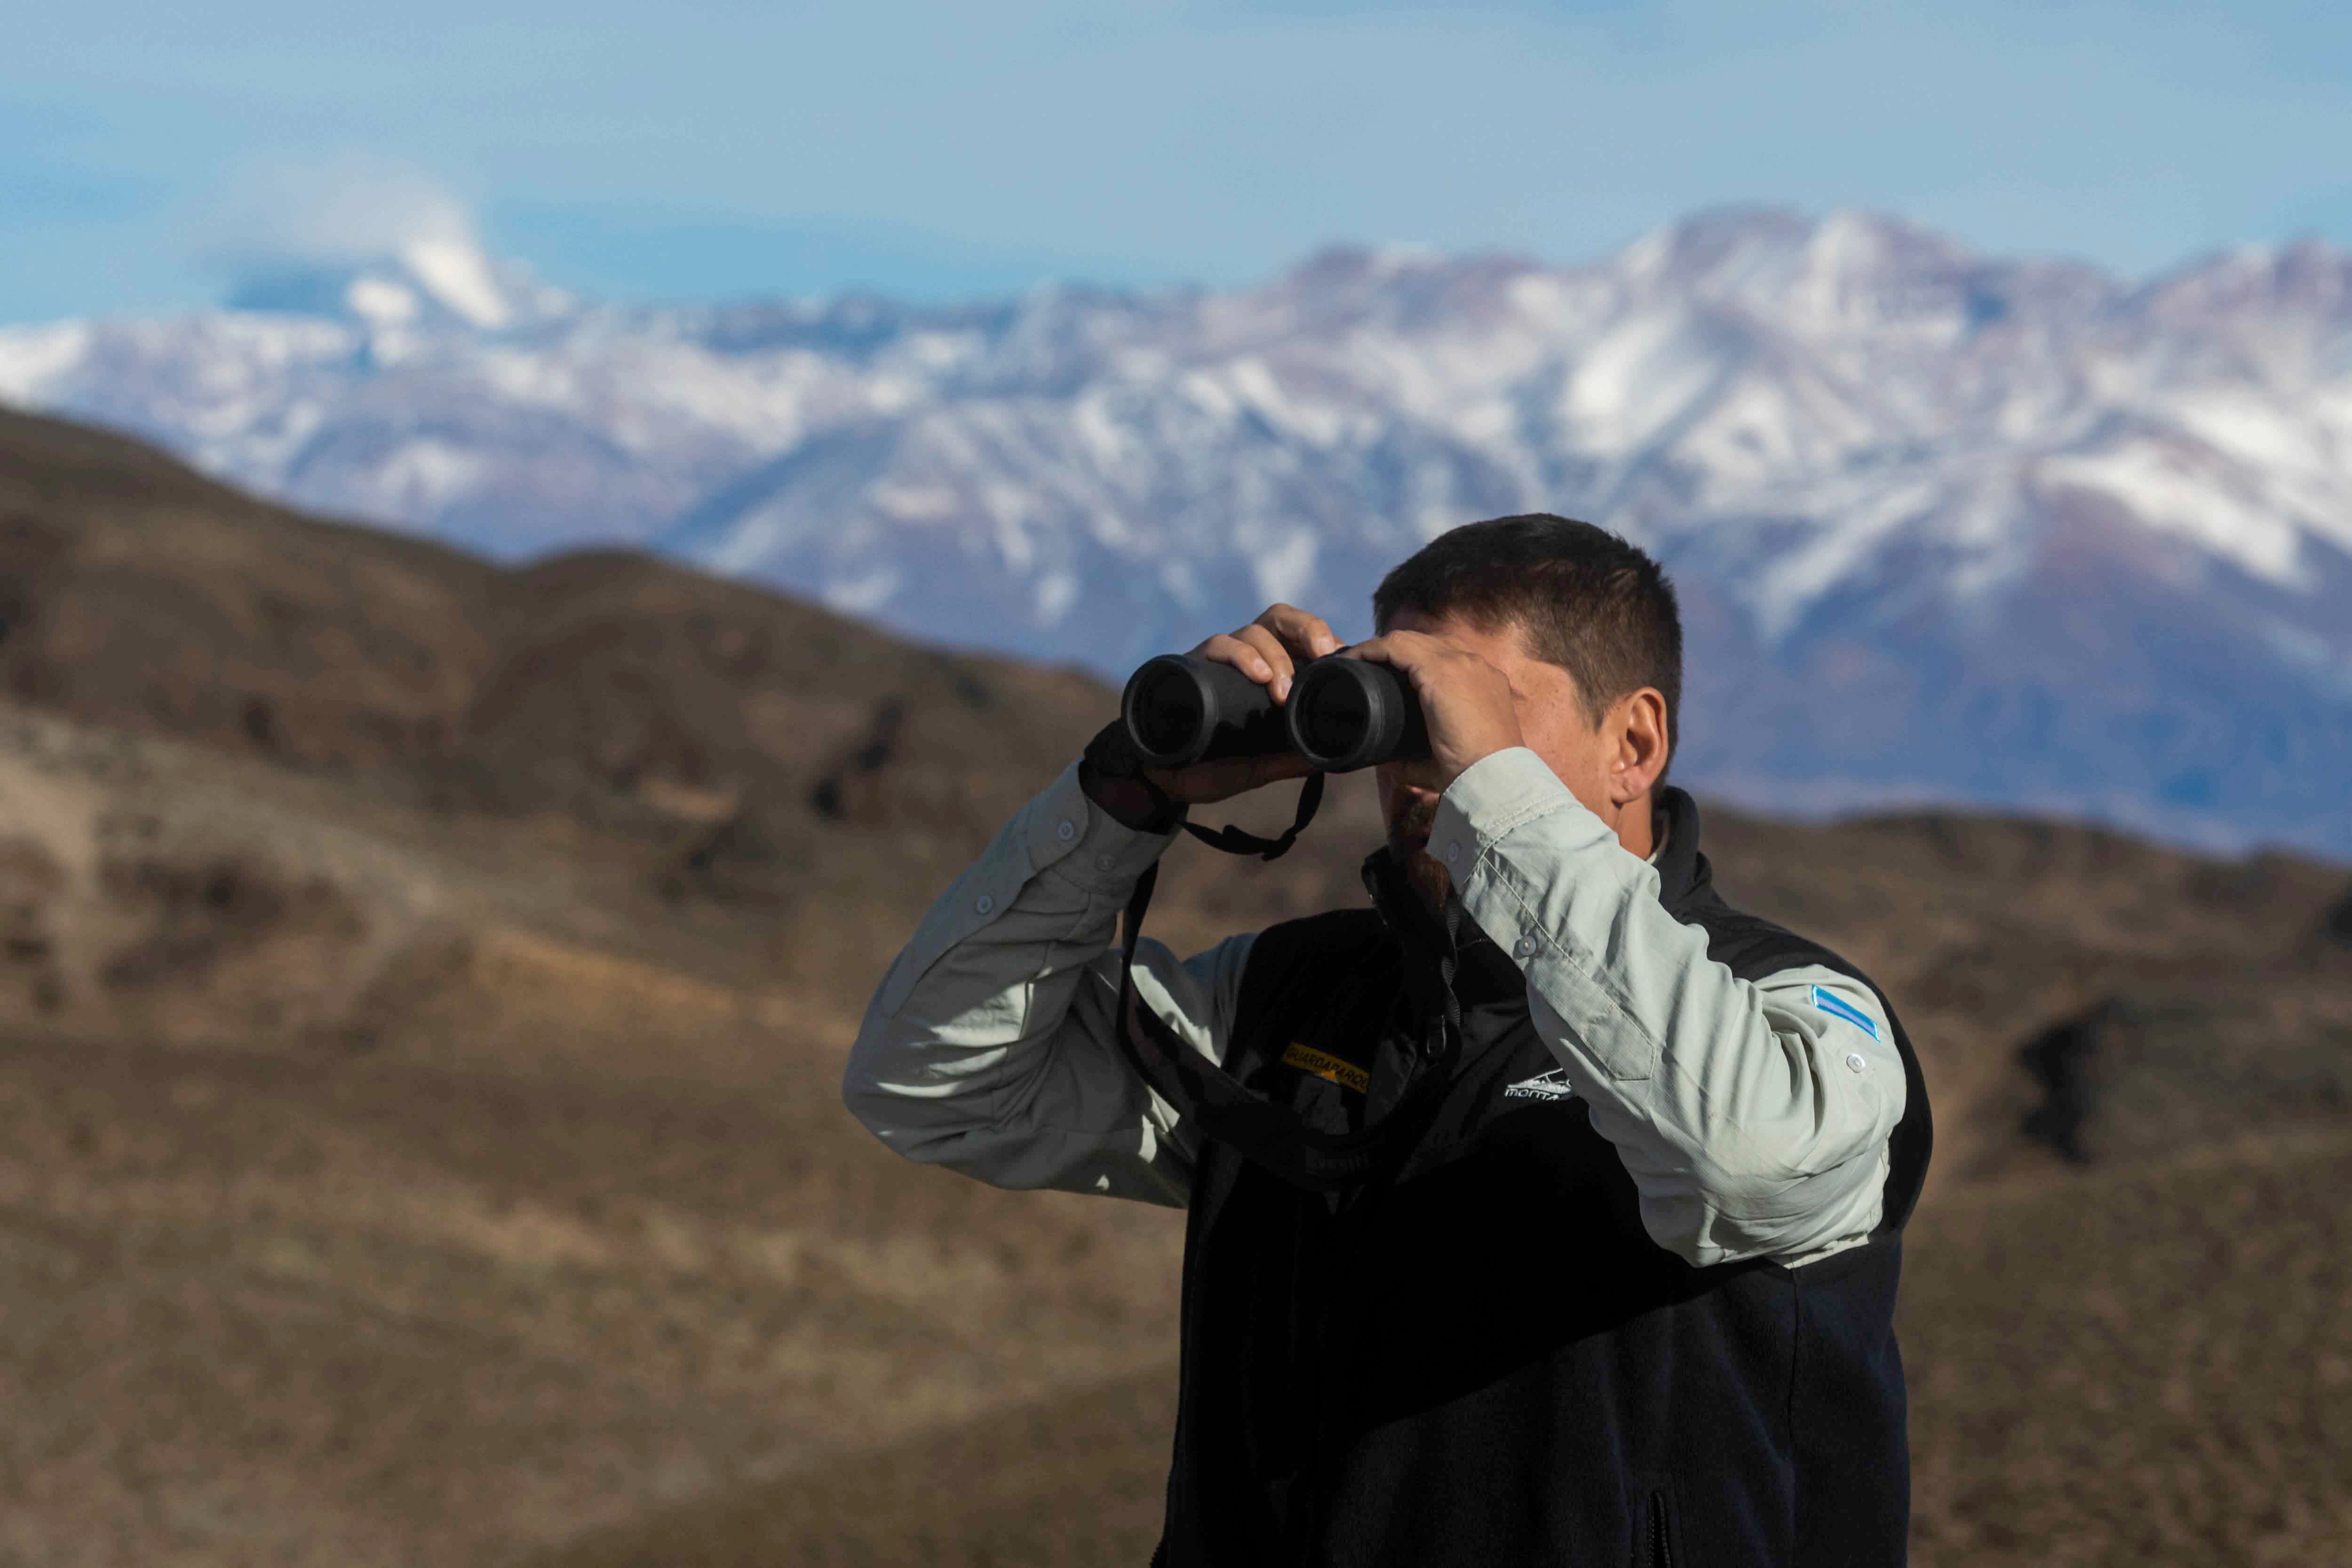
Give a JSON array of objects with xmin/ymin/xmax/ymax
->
[
  {"xmin": 1255, "ymin": 603, "xmax": 1344, "ymax": 660},
  {"xmin": 1233, "ymin": 752, "xmax": 1318, "ymax": 796},
  {"xmin": 1232, "ymin": 624, "xmax": 1297, "ymax": 698},
  {"xmin": 1192, "ymin": 631, "xmax": 1279, "ymax": 688},
  {"xmin": 1346, "ymin": 630, "xmax": 1448, "ymax": 672},
  {"xmin": 1200, "ymin": 752, "xmax": 1313, "ymax": 798},
  {"xmin": 1149, "ymin": 749, "xmax": 1313, "ymax": 804}
]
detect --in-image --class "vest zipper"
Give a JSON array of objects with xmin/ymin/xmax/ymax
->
[{"xmin": 1647, "ymin": 1489, "xmax": 1674, "ymax": 1568}]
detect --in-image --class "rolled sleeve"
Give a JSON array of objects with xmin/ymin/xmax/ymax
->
[
  {"xmin": 1428, "ymin": 746, "xmax": 1589, "ymax": 865},
  {"xmin": 846, "ymin": 758, "xmax": 1248, "ymax": 1208},
  {"xmin": 1424, "ymin": 748, "xmax": 1904, "ymax": 1266},
  {"xmin": 874, "ymin": 762, "xmax": 1173, "ymax": 1021},
  {"xmin": 1034, "ymin": 764, "xmax": 1182, "ymax": 893}
]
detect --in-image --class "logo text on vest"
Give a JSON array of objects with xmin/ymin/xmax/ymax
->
[
  {"xmin": 1281, "ymin": 1041, "xmax": 1371, "ymax": 1094},
  {"xmin": 1503, "ymin": 1067, "xmax": 1575, "ymax": 1101}
]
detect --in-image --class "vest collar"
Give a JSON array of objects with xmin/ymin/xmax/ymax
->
[{"xmin": 1653, "ymin": 785, "xmax": 1713, "ymax": 913}]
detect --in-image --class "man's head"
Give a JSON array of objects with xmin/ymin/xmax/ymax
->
[{"xmin": 1371, "ymin": 514, "xmax": 1681, "ymax": 903}]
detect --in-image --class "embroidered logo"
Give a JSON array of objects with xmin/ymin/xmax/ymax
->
[
  {"xmin": 1503, "ymin": 1067, "xmax": 1575, "ymax": 1101},
  {"xmin": 1810, "ymin": 985, "xmax": 1881, "ymax": 1041},
  {"xmin": 1282, "ymin": 1041, "xmax": 1370, "ymax": 1094}
]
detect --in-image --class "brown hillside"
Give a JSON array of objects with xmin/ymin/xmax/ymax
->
[
  {"xmin": 524, "ymin": 1129, "xmax": 2352, "ymax": 1568},
  {"xmin": 0, "ymin": 406, "xmax": 500, "ymax": 766},
  {"xmin": 0, "ymin": 403, "xmax": 2344, "ymax": 1566}
]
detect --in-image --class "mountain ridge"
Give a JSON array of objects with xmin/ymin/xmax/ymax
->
[{"xmin": 4, "ymin": 206, "xmax": 2349, "ymax": 853}]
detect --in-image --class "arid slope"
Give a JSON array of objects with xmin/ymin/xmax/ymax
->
[{"xmin": 0, "ymin": 405, "xmax": 2344, "ymax": 1566}]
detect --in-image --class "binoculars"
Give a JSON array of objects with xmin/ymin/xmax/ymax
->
[{"xmin": 1120, "ymin": 651, "xmax": 1431, "ymax": 773}]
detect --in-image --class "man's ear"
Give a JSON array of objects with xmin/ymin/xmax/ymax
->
[{"xmin": 1606, "ymin": 688, "xmax": 1670, "ymax": 805}]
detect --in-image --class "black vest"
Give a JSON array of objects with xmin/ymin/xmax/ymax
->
[{"xmin": 1154, "ymin": 789, "xmax": 1933, "ymax": 1567}]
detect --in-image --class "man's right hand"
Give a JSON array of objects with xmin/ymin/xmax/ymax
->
[{"xmin": 1145, "ymin": 603, "xmax": 1344, "ymax": 806}]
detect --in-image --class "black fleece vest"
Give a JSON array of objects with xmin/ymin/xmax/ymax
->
[{"xmin": 1152, "ymin": 789, "xmax": 1933, "ymax": 1568}]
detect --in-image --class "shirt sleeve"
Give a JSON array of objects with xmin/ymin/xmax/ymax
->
[
  {"xmin": 1426, "ymin": 748, "xmax": 1907, "ymax": 1268},
  {"xmin": 841, "ymin": 759, "xmax": 1252, "ymax": 1208}
]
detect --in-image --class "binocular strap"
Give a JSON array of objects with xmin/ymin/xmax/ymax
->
[{"xmin": 1110, "ymin": 776, "xmax": 1464, "ymax": 1193}]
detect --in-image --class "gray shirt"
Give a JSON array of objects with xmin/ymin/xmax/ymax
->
[{"xmin": 842, "ymin": 747, "xmax": 1906, "ymax": 1268}]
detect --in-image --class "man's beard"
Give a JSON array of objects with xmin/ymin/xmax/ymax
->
[{"xmin": 1387, "ymin": 796, "xmax": 1451, "ymax": 911}]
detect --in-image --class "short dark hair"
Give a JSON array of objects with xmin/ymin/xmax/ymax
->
[{"xmin": 1373, "ymin": 514, "xmax": 1682, "ymax": 772}]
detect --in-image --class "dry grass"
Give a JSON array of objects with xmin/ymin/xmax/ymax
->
[
  {"xmin": 1906, "ymin": 1130, "xmax": 2352, "ymax": 1567},
  {"xmin": 0, "ymin": 1028, "xmax": 1188, "ymax": 1567},
  {"xmin": 523, "ymin": 1131, "xmax": 2352, "ymax": 1568}
]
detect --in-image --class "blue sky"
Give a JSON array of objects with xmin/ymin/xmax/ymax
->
[{"xmin": 7, "ymin": 0, "xmax": 2350, "ymax": 323}]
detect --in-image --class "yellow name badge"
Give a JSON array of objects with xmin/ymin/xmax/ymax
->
[{"xmin": 1281, "ymin": 1042, "xmax": 1371, "ymax": 1095}]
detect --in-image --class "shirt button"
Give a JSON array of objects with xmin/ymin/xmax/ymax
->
[
  {"xmin": 1056, "ymin": 819, "xmax": 1076, "ymax": 842},
  {"xmin": 1844, "ymin": 1052, "xmax": 1867, "ymax": 1073},
  {"xmin": 1095, "ymin": 853, "xmax": 1115, "ymax": 871},
  {"xmin": 1444, "ymin": 842, "xmax": 1462, "ymax": 865},
  {"xmin": 975, "ymin": 894, "xmax": 995, "ymax": 915},
  {"xmin": 1514, "ymin": 935, "xmax": 1537, "ymax": 957}
]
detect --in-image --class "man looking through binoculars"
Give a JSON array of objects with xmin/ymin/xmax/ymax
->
[
  {"xmin": 845, "ymin": 514, "xmax": 1931, "ymax": 1567},
  {"xmin": 1101, "ymin": 597, "xmax": 1669, "ymax": 911}
]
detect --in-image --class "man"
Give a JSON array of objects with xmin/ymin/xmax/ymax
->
[{"xmin": 844, "ymin": 514, "xmax": 1932, "ymax": 1566}]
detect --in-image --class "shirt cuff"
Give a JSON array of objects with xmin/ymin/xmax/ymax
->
[
  {"xmin": 1425, "ymin": 747, "xmax": 1599, "ymax": 878},
  {"xmin": 1027, "ymin": 760, "xmax": 1183, "ymax": 891}
]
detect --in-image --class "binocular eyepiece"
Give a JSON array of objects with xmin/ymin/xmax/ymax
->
[{"xmin": 1120, "ymin": 650, "xmax": 1431, "ymax": 773}]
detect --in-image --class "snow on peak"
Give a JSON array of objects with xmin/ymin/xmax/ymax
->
[
  {"xmin": 204, "ymin": 162, "xmax": 571, "ymax": 336},
  {"xmin": 344, "ymin": 276, "xmax": 421, "ymax": 328},
  {"xmin": 8, "ymin": 204, "xmax": 2352, "ymax": 850},
  {"xmin": 7, "ymin": 204, "xmax": 2352, "ymax": 852},
  {"xmin": 2140, "ymin": 237, "xmax": 2352, "ymax": 326},
  {"xmin": 221, "ymin": 240, "xmax": 572, "ymax": 337},
  {"xmin": 395, "ymin": 235, "xmax": 516, "ymax": 330}
]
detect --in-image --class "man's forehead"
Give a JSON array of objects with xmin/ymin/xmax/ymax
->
[
  {"xmin": 1382, "ymin": 606, "xmax": 1534, "ymax": 665},
  {"xmin": 1380, "ymin": 606, "xmax": 1585, "ymax": 705}
]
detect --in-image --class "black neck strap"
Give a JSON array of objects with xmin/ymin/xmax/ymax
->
[
  {"xmin": 1176, "ymin": 770, "xmax": 1325, "ymax": 860},
  {"xmin": 1110, "ymin": 774, "xmax": 1462, "ymax": 1193}
]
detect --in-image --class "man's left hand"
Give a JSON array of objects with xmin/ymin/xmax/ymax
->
[{"xmin": 1342, "ymin": 631, "xmax": 1524, "ymax": 790}]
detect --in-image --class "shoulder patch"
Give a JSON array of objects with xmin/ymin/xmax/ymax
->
[{"xmin": 1810, "ymin": 984, "xmax": 1880, "ymax": 1040}]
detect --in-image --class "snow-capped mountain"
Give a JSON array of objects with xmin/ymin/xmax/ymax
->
[{"xmin": 4, "ymin": 209, "xmax": 2349, "ymax": 855}]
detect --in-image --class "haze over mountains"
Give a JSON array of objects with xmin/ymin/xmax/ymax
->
[{"xmin": 3, "ymin": 207, "xmax": 2349, "ymax": 855}]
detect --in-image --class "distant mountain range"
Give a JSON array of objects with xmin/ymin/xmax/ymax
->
[{"xmin": 3, "ymin": 207, "xmax": 2348, "ymax": 855}]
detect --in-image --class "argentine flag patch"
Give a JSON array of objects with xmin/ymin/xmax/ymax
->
[{"xmin": 1811, "ymin": 985, "xmax": 1880, "ymax": 1041}]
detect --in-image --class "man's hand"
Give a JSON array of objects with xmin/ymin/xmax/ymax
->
[
  {"xmin": 1147, "ymin": 603, "xmax": 1343, "ymax": 806},
  {"xmin": 1342, "ymin": 630, "xmax": 1525, "ymax": 791}
]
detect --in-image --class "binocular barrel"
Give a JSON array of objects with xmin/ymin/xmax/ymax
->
[
  {"xmin": 1287, "ymin": 656, "xmax": 1431, "ymax": 772},
  {"xmin": 1118, "ymin": 652, "xmax": 1430, "ymax": 773},
  {"xmin": 1120, "ymin": 654, "xmax": 1289, "ymax": 767}
]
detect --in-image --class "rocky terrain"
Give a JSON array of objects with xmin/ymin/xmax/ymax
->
[{"xmin": 0, "ymin": 405, "xmax": 2346, "ymax": 1565}]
